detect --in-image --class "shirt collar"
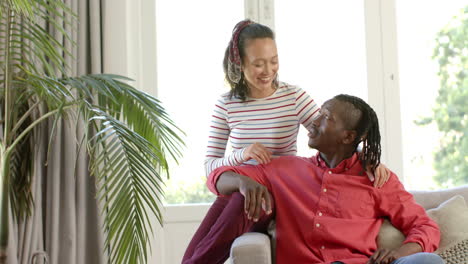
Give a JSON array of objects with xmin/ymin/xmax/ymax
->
[{"xmin": 313, "ymin": 152, "xmax": 362, "ymax": 174}]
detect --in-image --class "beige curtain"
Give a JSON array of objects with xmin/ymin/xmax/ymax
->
[{"xmin": 7, "ymin": 1, "xmax": 108, "ymax": 263}]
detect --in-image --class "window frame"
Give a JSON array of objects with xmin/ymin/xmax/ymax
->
[
  {"xmin": 246, "ymin": 0, "xmax": 404, "ymax": 178},
  {"xmin": 109, "ymin": 0, "xmax": 404, "ymax": 188},
  {"xmin": 142, "ymin": 0, "xmax": 403, "ymax": 262}
]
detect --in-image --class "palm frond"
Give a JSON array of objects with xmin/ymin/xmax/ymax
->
[
  {"xmin": 19, "ymin": 73, "xmax": 73, "ymax": 108},
  {"xmin": 0, "ymin": 0, "xmax": 75, "ymax": 77},
  {"xmin": 8, "ymin": 97, "xmax": 34, "ymax": 220},
  {"xmin": 61, "ymin": 74, "xmax": 186, "ymax": 165},
  {"xmin": 111, "ymin": 77, "xmax": 185, "ymax": 165},
  {"xmin": 1, "ymin": 0, "xmax": 33, "ymax": 18},
  {"xmin": 4, "ymin": 71, "xmax": 185, "ymax": 264},
  {"xmin": 67, "ymin": 74, "xmax": 186, "ymax": 166},
  {"xmin": 88, "ymin": 107, "xmax": 168, "ymax": 264},
  {"xmin": 10, "ymin": 18, "xmax": 70, "ymax": 75},
  {"xmin": 9, "ymin": 134, "xmax": 33, "ymax": 220},
  {"xmin": 1, "ymin": 1, "xmax": 185, "ymax": 264}
]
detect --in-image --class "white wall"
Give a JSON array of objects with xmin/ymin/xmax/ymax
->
[{"xmin": 149, "ymin": 204, "xmax": 211, "ymax": 263}]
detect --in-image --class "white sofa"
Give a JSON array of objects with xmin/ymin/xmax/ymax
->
[{"xmin": 230, "ymin": 185, "xmax": 468, "ymax": 264}]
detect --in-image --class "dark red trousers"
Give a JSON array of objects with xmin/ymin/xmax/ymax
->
[{"xmin": 182, "ymin": 192, "xmax": 274, "ymax": 264}]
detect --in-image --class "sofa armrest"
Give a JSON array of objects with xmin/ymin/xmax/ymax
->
[{"xmin": 230, "ymin": 232, "xmax": 272, "ymax": 264}]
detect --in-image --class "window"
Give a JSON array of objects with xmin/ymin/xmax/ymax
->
[
  {"xmin": 274, "ymin": 0, "xmax": 369, "ymax": 156},
  {"xmin": 157, "ymin": 1, "xmax": 370, "ymax": 204},
  {"xmin": 395, "ymin": 0, "xmax": 467, "ymax": 189},
  {"xmin": 156, "ymin": 1, "xmax": 243, "ymax": 204},
  {"xmin": 155, "ymin": 0, "xmax": 467, "ymax": 204}
]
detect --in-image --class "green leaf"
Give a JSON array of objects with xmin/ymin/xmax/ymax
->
[
  {"xmin": 420, "ymin": 5, "xmax": 468, "ymax": 187},
  {"xmin": 1, "ymin": 1, "xmax": 185, "ymax": 263}
]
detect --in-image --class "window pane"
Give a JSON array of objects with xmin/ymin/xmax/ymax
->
[
  {"xmin": 396, "ymin": 1, "xmax": 467, "ymax": 189},
  {"xmin": 275, "ymin": 0, "xmax": 368, "ymax": 156},
  {"xmin": 156, "ymin": 1, "xmax": 243, "ymax": 204}
]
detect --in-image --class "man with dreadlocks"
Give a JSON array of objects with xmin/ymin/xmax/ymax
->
[{"xmin": 206, "ymin": 94, "xmax": 443, "ymax": 264}]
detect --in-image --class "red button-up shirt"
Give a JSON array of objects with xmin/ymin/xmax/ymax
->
[{"xmin": 208, "ymin": 153, "xmax": 440, "ymax": 264}]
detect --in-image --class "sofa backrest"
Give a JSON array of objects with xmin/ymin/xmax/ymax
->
[{"xmin": 410, "ymin": 185, "xmax": 468, "ymax": 210}]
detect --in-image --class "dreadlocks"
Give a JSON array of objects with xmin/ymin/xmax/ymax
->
[{"xmin": 334, "ymin": 94, "xmax": 381, "ymax": 173}]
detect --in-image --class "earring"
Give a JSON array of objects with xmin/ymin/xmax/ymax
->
[{"xmin": 274, "ymin": 74, "xmax": 279, "ymax": 88}]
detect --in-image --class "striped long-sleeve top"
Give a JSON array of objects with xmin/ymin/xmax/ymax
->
[{"xmin": 204, "ymin": 82, "xmax": 320, "ymax": 175}]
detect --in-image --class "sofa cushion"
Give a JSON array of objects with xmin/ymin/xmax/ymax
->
[
  {"xmin": 377, "ymin": 195, "xmax": 468, "ymax": 251},
  {"xmin": 437, "ymin": 239, "xmax": 468, "ymax": 264},
  {"xmin": 427, "ymin": 195, "xmax": 468, "ymax": 252},
  {"xmin": 231, "ymin": 232, "xmax": 272, "ymax": 264},
  {"xmin": 377, "ymin": 219, "xmax": 405, "ymax": 249},
  {"xmin": 411, "ymin": 185, "xmax": 468, "ymax": 210}
]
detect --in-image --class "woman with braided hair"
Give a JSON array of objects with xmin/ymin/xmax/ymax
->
[{"xmin": 182, "ymin": 19, "xmax": 390, "ymax": 264}]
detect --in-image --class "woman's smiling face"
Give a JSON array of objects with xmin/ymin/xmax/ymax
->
[{"xmin": 241, "ymin": 38, "xmax": 279, "ymax": 98}]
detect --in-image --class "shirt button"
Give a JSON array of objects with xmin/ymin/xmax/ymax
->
[
  {"xmin": 316, "ymin": 223, "xmax": 320, "ymax": 227},
  {"xmin": 321, "ymin": 246, "xmax": 325, "ymax": 249},
  {"xmin": 328, "ymin": 171, "xmax": 332, "ymax": 174},
  {"xmin": 318, "ymin": 212, "xmax": 323, "ymax": 216},
  {"xmin": 323, "ymin": 188, "xmax": 327, "ymax": 192}
]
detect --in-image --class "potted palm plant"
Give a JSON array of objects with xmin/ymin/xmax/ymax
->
[{"xmin": 0, "ymin": 1, "xmax": 184, "ymax": 263}]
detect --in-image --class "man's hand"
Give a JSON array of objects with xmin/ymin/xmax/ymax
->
[
  {"xmin": 238, "ymin": 175, "xmax": 272, "ymax": 222},
  {"xmin": 367, "ymin": 243, "xmax": 422, "ymax": 264},
  {"xmin": 367, "ymin": 248, "xmax": 401, "ymax": 264},
  {"xmin": 215, "ymin": 171, "xmax": 273, "ymax": 221}
]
